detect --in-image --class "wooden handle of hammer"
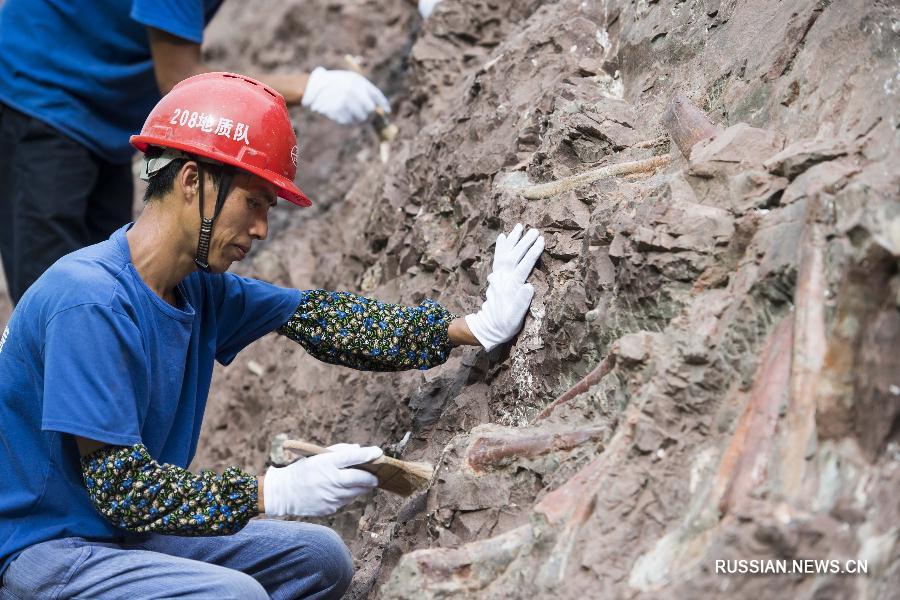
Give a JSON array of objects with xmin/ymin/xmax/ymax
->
[
  {"xmin": 342, "ymin": 55, "xmax": 397, "ymax": 142},
  {"xmin": 342, "ymin": 54, "xmax": 384, "ymax": 119}
]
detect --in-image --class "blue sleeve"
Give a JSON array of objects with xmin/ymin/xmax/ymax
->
[
  {"xmin": 131, "ymin": 0, "xmax": 206, "ymax": 44},
  {"xmin": 42, "ymin": 305, "xmax": 148, "ymax": 446},
  {"xmin": 213, "ymin": 274, "xmax": 302, "ymax": 366}
]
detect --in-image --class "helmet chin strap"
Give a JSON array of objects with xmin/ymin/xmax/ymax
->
[{"xmin": 194, "ymin": 162, "xmax": 235, "ymax": 271}]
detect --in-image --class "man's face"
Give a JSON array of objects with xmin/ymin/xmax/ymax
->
[{"xmin": 204, "ymin": 172, "xmax": 278, "ymax": 273}]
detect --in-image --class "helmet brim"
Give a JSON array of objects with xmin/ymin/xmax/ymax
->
[{"xmin": 131, "ymin": 135, "xmax": 312, "ymax": 208}]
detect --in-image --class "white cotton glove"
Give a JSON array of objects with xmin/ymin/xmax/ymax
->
[
  {"xmin": 418, "ymin": 0, "xmax": 442, "ymax": 18},
  {"xmin": 264, "ymin": 443, "xmax": 382, "ymax": 517},
  {"xmin": 465, "ymin": 224, "xmax": 545, "ymax": 352},
  {"xmin": 301, "ymin": 67, "xmax": 391, "ymax": 125}
]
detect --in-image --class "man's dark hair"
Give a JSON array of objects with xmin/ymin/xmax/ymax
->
[{"xmin": 142, "ymin": 147, "xmax": 225, "ymax": 203}]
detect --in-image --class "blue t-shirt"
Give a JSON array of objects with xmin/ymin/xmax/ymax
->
[
  {"xmin": 0, "ymin": 225, "xmax": 300, "ymax": 574},
  {"xmin": 0, "ymin": 0, "xmax": 223, "ymax": 164}
]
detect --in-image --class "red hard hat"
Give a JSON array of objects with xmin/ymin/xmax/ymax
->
[{"xmin": 131, "ymin": 72, "xmax": 311, "ymax": 207}]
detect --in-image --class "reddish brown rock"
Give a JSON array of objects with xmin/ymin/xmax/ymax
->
[
  {"xmin": 167, "ymin": 2, "xmax": 900, "ymax": 599},
  {"xmin": 466, "ymin": 424, "xmax": 605, "ymax": 471}
]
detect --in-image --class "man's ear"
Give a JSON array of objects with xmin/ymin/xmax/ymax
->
[{"xmin": 177, "ymin": 161, "xmax": 200, "ymax": 206}]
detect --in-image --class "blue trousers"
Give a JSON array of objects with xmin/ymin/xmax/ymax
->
[{"xmin": 0, "ymin": 519, "xmax": 353, "ymax": 599}]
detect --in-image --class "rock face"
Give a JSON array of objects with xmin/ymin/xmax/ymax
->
[
  {"xmin": 191, "ymin": 4, "xmax": 900, "ymax": 600},
  {"xmin": 192, "ymin": 0, "xmax": 900, "ymax": 598},
  {"xmin": 3, "ymin": 0, "xmax": 881, "ymax": 598}
]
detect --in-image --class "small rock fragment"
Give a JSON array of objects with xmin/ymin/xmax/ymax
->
[
  {"xmin": 269, "ymin": 433, "xmax": 290, "ymax": 466},
  {"xmin": 689, "ymin": 123, "xmax": 786, "ymax": 176},
  {"xmin": 247, "ymin": 360, "xmax": 265, "ymax": 377},
  {"xmin": 763, "ymin": 138, "xmax": 849, "ymax": 178},
  {"xmin": 615, "ymin": 332, "xmax": 654, "ymax": 364}
]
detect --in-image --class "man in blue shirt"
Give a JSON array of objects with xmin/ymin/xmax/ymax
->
[
  {"xmin": 0, "ymin": 0, "xmax": 392, "ymax": 304},
  {"xmin": 0, "ymin": 72, "xmax": 545, "ymax": 598}
]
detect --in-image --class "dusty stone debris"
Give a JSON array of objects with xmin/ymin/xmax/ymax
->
[
  {"xmin": 186, "ymin": 0, "xmax": 900, "ymax": 598},
  {"xmin": 2, "ymin": 0, "xmax": 895, "ymax": 598}
]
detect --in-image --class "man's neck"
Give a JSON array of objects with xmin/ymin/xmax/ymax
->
[{"xmin": 126, "ymin": 203, "xmax": 197, "ymax": 306}]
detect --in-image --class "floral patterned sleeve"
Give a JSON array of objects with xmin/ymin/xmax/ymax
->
[
  {"xmin": 277, "ymin": 290, "xmax": 457, "ymax": 371},
  {"xmin": 81, "ymin": 443, "xmax": 258, "ymax": 535}
]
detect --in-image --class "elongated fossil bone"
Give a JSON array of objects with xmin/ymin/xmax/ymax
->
[
  {"xmin": 535, "ymin": 354, "xmax": 616, "ymax": 421},
  {"xmin": 518, "ymin": 154, "xmax": 671, "ymax": 200},
  {"xmin": 466, "ymin": 425, "xmax": 605, "ymax": 471}
]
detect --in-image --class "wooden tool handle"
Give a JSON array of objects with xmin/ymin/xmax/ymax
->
[
  {"xmin": 342, "ymin": 54, "xmax": 366, "ymax": 76},
  {"xmin": 282, "ymin": 440, "xmax": 385, "ymax": 486},
  {"xmin": 282, "ymin": 439, "xmax": 434, "ymax": 496},
  {"xmin": 283, "ymin": 440, "xmax": 344, "ymax": 457},
  {"xmin": 341, "ymin": 54, "xmax": 398, "ymax": 142}
]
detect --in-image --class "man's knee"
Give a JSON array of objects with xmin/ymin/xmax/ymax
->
[
  {"xmin": 305, "ymin": 525, "xmax": 354, "ymax": 597},
  {"xmin": 249, "ymin": 520, "xmax": 354, "ymax": 599},
  {"xmin": 210, "ymin": 569, "xmax": 269, "ymax": 600}
]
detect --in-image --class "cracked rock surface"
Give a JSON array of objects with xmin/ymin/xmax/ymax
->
[
  {"xmin": 194, "ymin": 1, "xmax": 899, "ymax": 598},
  {"xmin": 1, "ymin": 1, "xmax": 895, "ymax": 599}
]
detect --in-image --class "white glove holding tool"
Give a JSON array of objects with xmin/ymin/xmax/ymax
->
[
  {"xmin": 302, "ymin": 67, "xmax": 391, "ymax": 125},
  {"xmin": 465, "ymin": 224, "xmax": 545, "ymax": 352},
  {"xmin": 418, "ymin": 0, "xmax": 442, "ymax": 18},
  {"xmin": 264, "ymin": 443, "xmax": 382, "ymax": 517}
]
